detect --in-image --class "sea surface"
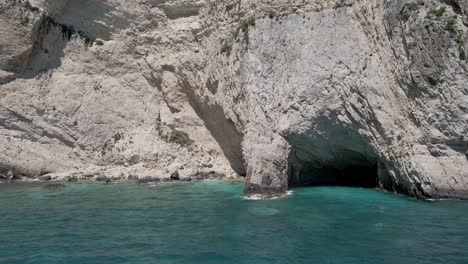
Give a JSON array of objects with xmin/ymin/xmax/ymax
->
[{"xmin": 0, "ymin": 181, "xmax": 467, "ymax": 264}]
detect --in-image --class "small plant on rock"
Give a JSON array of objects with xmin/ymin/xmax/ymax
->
[
  {"xmin": 226, "ymin": 3, "xmax": 237, "ymax": 12},
  {"xmin": 162, "ymin": 130, "xmax": 193, "ymax": 146},
  {"xmin": 428, "ymin": 6, "xmax": 446, "ymax": 18},
  {"xmin": 400, "ymin": 1, "xmax": 419, "ymax": 23},
  {"xmin": 267, "ymin": 11, "xmax": 276, "ymax": 19},
  {"xmin": 220, "ymin": 40, "xmax": 233, "ymax": 56},
  {"xmin": 112, "ymin": 132, "xmax": 124, "ymax": 143},
  {"xmin": 445, "ymin": 19, "xmax": 457, "ymax": 34},
  {"xmin": 240, "ymin": 17, "xmax": 256, "ymax": 44},
  {"xmin": 241, "ymin": 17, "xmax": 256, "ymax": 32}
]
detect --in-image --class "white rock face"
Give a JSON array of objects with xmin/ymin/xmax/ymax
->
[
  {"xmin": 240, "ymin": 0, "xmax": 468, "ymax": 198},
  {"xmin": 0, "ymin": 0, "xmax": 239, "ymax": 181},
  {"xmin": 0, "ymin": 0, "xmax": 467, "ymax": 198}
]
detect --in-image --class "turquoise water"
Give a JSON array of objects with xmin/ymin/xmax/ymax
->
[{"xmin": 1, "ymin": 181, "xmax": 468, "ymax": 264}]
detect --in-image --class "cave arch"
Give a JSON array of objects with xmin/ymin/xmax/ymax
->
[{"xmin": 285, "ymin": 120, "xmax": 382, "ymax": 189}]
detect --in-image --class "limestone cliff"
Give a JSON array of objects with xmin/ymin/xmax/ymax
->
[{"xmin": 1, "ymin": 0, "xmax": 467, "ymax": 199}]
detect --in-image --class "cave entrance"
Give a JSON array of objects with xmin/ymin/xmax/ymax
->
[{"xmin": 287, "ymin": 149, "xmax": 379, "ymax": 189}]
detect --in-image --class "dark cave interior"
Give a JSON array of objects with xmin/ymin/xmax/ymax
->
[{"xmin": 288, "ymin": 150, "xmax": 379, "ymax": 189}]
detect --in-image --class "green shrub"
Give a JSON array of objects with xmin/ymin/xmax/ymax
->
[
  {"xmin": 428, "ymin": 6, "xmax": 446, "ymax": 18},
  {"xmin": 226, "ymin": 3, "xmax": 237, "ymax": 12},
  {"xmin": 162, "ymin": 130, "xmax": 193, "ymax": 146},
  {"xmin": 400, "ymin": 13, "xmax": 411, "ymax": 22},
  {"xmin": 268, "ymin": 11, "xmax": 276, "ymax": 19},
  {"xmin": 404, "ymin": 2, "xmax": 419, "ymax": 11},
  {"xmin": 241, "ymin": 17, "xmax": 256, "ymax": 31},
  {"xmin": 400, "ymin": 1, "xmax": 419, "ymax": 23},
  {"xmin": 445, "ymin": 19, "xmax": 457, "ymax": 33},
  {"xmin": 240, "ymin": 17, "xmax": 256, "ymax": 44},
  {"xmin": 112, "ymin": 132, "xmax": 124, "ymax": 143}
]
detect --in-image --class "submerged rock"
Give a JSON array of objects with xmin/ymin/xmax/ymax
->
[
  {"xmin": 137, "ymin": 176, "xmax": 160, "ymax": 184},
  {"xmin": 127, "ymin": 175, "xmax": 138, "ymax": 181},
  {"xmin": 180, "ymin": 178, "xmax": 192, "ymax": 182},
  {"xmin": 44, "ymin": 183, "xmax": 65, "ymax": 189},
  {"xmin": 38, "ymin": 175, "xmax": 52, "ymax": 181},
  {"xmin": 94, "ymin": 175, "xmax": 109, "ymax": 182},
  {"xmin": 65, "ymin": 176, "xmax": 78, "ymax": 182},
  {"xmin": 170, "ymin": 170, "xmax": 180, "ymax": 180},
  {"xmin": 4, "ymin": 171, "xmax": 14, "ymax": 180}
]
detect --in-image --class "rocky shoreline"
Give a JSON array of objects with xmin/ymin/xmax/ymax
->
[
  {"xmin": 0, "ymin": 165, "xmax": 241, "ymax": 185},
  {"xmin": 0, "ymin": 172, "xmax": 243, "ymax": 188}
]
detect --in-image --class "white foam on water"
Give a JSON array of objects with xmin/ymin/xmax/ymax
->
[
  {"xmin": 242, "ymin": 190, "xmax": 294, "ymax": 200},
  {"xmin": 243, "ymin": 194, "xmax": 263, "ymax": 200}
]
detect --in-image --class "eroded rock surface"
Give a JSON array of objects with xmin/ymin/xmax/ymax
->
[
  {"xmin": 1, "ymin": 0, "xmax": 467, "ymax": 198},
  {"xmin": 0, "ymin": 0, "xmax": 240, "ymax": 182},
  {"xmin": 240, "ymin": 0, "xmax": 468, "ymax": 199}
]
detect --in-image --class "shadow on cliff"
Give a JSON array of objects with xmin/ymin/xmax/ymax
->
[
  {"xmin": 21, "ymin": 0, "xmax": 114, "ymax": 81},
  {"xmin": 180, "ymin": 80, "xmax": 246, "ymax": 176},
  {"xmin": 285, "ymin": 116, "xmax": 380, "ymax": 189},
  {"xmin": 20, "ymin": 19, "xmax": 85, "ymax": 80}
]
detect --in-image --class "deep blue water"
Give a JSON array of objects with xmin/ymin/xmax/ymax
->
[{"xmin": 0, "ymin": 181, "xmax": 467, "ymax": 264}]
